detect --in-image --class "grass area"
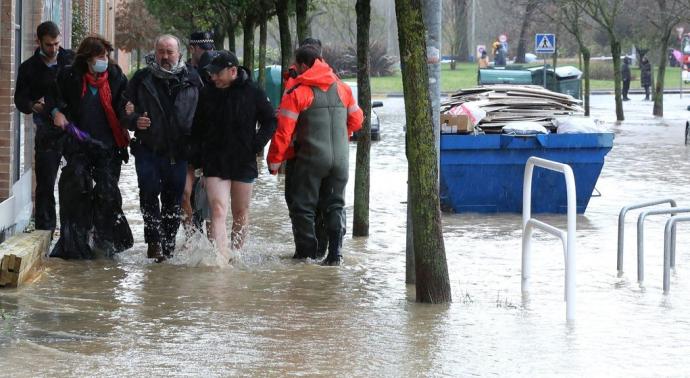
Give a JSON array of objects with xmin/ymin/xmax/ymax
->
[{"xmin": 369, "ymin": 62, "xmax": 685, "ymax": 95}]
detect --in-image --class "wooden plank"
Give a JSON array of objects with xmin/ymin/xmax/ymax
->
[{"xmin": 0, "ymin": 230, "xmax": 51, "ymax": 288}]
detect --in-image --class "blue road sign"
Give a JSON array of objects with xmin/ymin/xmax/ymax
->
[{"xmin": 535, "ymin": 34, "xmax": 556, "ymax": 54}]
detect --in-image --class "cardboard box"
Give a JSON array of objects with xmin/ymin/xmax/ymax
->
[{"xmin": 441, "ymin": 114, "xmax": 473, "ymax": 134}]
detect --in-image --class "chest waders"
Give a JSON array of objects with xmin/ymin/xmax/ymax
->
[{"xmin": 286, "ymin": 83, "xmax": 348, "ymax": 264}]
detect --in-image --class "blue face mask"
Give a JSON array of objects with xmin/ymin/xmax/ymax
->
[{"xmin": 92, "ymin": 59, "xmax": 108, "ymax": 73}]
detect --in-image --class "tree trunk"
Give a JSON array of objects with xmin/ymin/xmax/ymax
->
[
  {"xmin": 654, "ymin": 30, "xmax": 672, "ymax": 117},
  {"xmin": 213, "ymin": 25, "xmax": 225, "ymax": 50},
  {"xmin": 276, "ymin": 0, "xmax": 292, "ymax": 94},
  {"xmin": 611, "ymin": 39, "xmax": 624, "ymax": 121},
  {"xmin": 296, "ymin": 0, "xmax": 309, "ymax": 44},
  {"xmin": 258, "ymin": 17, "xmax": 268, "ymax": 89},
  {"xmin": 582, "ymin": 47, "xmax": 591, "ymax": 116},
  {"xmin": 455, "ymin": 0, "xmax": 468, "ymax": 62},
  {"xmin": 396, "ymin": 0, "xmax": 451, "ymax": 304},
  {"xmin": 136, "ymin": 47, "xmax": 141, "ymax": 71},
  {"xmin": 228, "ymin": 21, "xmax": 236, "ymax": 52},
  {"xmin": 353, "ymin": 0, "xmax": 372, "ymax": 237},
  {"xmin": 242, "ymin": 16, "xmax": 256, "ymax": 72},
  {"xmin": 515, "ymin": 0, "xmax": 537, "ymax": 64}
]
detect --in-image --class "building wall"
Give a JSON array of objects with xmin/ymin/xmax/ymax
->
[
  {"xmin": 0, "ymin": 0, "xmax": 18, "ymax": 200},
  {"xmin": 0, "ymin": 0, "xmax": 116, "ymax": 202}
]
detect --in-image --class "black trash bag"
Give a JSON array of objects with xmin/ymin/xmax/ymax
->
[
  {"xmin": 50, "ymin": 153, "xmax": 94, "ymax": 259},
  {"xmin": 91, "ymin": 149, "xmax": 133, "ymax": 255},
  {"xmin": 51, "ymin": 145, "xmax": 133, "ymax": 259}
]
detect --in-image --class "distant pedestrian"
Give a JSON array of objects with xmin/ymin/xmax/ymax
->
[
  {"xmin": 14, "ymin": 21, "xmax": 74, "ymax": 232},
  {"xmin": 621, "ymin": 56, "xmax": 631, "ymax": 101},
  {"xmin": 478, "ymin": 49, "xmax": 489, "ymax": 69},
  {"xmin": 640, "ymin": 55, "xmax": 652, "ymax": 101},
  {"xmin": 124, "ymin": 34, "xmax": 202, "ymax": 262},
  {"xmin": 493, "ymin": 41, "xmax": 506, "ymax": 67}
]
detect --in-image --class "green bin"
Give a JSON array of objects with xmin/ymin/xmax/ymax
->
[
  {"xmin": 477, "ymin": 68, "xmax": 533, "ymax": 85},
  {"xmin": 554, "ymin": 66, "xmax": 582, "ymax": 99},
  {"xmin": 528, "ymin": 66, "xmax": 558, "ymax": 91},
  {"xmin": 528, "ymin": 66, "xmax": 582, "ymax": 99},
  {"xmin": 253, "ymin": 65, "xmax": 283, "ymax": 109}
]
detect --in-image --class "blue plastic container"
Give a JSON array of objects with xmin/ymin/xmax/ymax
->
[{"xmin": 439, "ymin": 133, "xmax": 614, "ymax": 214}]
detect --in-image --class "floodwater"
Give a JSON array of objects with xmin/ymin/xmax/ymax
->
[{"xmin": 2, "ymin": 94, "xmax": 690, "ymax": 376}]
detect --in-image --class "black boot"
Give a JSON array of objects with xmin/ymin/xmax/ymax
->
[
  {"xmin": 293, "ymin": 238, "xmax": 318, "ymax": 260},
  {"xmin": 322, "ymin": 230, "xmax": 343, "ymax": 266},
  {"xmin": 147, "ymin": 243, "xmax": 165, "ymax": 263}
]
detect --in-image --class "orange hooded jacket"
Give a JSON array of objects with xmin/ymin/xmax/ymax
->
[{"xmin": 267, "ymin": 59, "xmax": 363, "ymax": 164}]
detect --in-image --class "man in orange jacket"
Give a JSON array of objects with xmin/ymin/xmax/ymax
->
[{"xmin": 267, "ymin": 45, "xmax": 363, "ymax": 265}]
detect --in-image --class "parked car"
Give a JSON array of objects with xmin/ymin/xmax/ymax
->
[{"xmin": 351, "ymin": 101, "xmax": 383, "ymax": 141}]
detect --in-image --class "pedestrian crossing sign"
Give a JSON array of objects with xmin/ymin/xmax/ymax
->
[{"xmin": 535, "ymin": 34, "xmax": 556, "ymax": 54}]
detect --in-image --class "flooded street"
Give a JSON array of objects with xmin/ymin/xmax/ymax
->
[{"xmin": 3, "ymin": 94, "xmax": 690, "ymax": 376}]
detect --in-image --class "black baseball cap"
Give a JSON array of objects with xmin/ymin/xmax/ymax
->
[{"xmin": 203, "ymin": 50, "xmax": 239, "ymax": 74}]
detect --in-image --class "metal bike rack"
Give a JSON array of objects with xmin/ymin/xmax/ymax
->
[
  {"xmin": 522, "ymin": 157, "xmax": 576, "ymax": 321},
  {"xmin": 663, "ymin": 216, "xmax": 690, "ymax": 293},
  {"xmin": 636, "ymin": 207, "xmax": 690, "ymax": 285},
  {"xmin": 617, "ymin": 199, "xmax": 677, "ymax": 276}
]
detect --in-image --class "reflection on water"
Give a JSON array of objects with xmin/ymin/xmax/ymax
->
[{"xmin": 2, "ymin": 96, "xmax": 690, "ymax": 375}]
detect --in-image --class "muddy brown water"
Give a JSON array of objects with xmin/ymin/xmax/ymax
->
[{"xmin": 2, "ymin": 95, "xmax": 690, "ymax": 376}]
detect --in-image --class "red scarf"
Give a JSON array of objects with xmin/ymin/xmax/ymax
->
[{"xmin": 82, "ymin": 71, "xmax": 129, "ymax": 148}]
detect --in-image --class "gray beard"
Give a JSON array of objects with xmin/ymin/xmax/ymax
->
[{"xmin": 145, "ymin": 53, "xmax": 186, "ymax": 79}]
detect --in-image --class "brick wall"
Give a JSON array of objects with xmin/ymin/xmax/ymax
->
[{"xmin": 0, "ymin": 0, "xmax": 17, "ymax": 200}]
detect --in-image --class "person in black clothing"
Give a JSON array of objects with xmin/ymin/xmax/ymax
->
[
  {"xmin": 640, "ymin": 55, "xmax": 652, "ymax": 101},
  {"xmin": 14, "ymin": 21, "xmax": 74, "ymax": 231},
  {"xmin": 622, "ymin": 56, "xmax": 631, "ymax": 101},
  {"xmin": 182, "ymin": 31, "xmax": 216, "ymax": 236},
  {"xmin": 192, "ymin": 51, "xmax": 276, "ymax": 261},
  {"xmin": 50, "ymin": 35, "xmax": 133, "ymax": 258},
  {"xmin": 123, "ymin": 35, "xmax": 202, "ymax": 261}
]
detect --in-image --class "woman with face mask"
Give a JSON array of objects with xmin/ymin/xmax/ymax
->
[{"xmin": 49, "ymin": 35, "xmax": 133, "ymax": 259}]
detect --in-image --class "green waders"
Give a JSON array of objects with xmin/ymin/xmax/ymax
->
[{"xmin": 287, "ymin": 83, "xmax": 349, "ymax": 263}]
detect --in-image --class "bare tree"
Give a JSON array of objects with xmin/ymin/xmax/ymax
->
[
  {"xmin": 296, "ymin": 0, "xmax": 310, "ymax": 43},
  {"xmin": 542, "ymin": 0, "xmax": 593, "ymax": 115},
  {"xmin": 579, "ymin": 0, "xmax": 627, "ymax": 121},
  {"xmin": 644, "ymin": 0, "xmax": 690, "ymax": 116},
  {"xmin": 515, "ymin": 0, "xmax": 540, "ymax": 63},
  {"xmin": 275, "ymin": 0, "xmax": 292, "ymax": 93},
  {"xmin": 116, "ymin": 1, "xmax": 161, "ymax": 70},
  {"xmin": 442, "ymin": 0, "xmax": 469, "ymax": 68}
]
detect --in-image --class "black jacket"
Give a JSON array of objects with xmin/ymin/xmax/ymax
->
[
  {"xmin": 55, "ymin": 64, "xmax": 128, "ymax": 131},
  {"xmin": 640, "ymin": 60, "xmax": 652, "ymax": 87},
  {"xmin": 192, "ymin": 67, "xmax": 276, "ymax": 179},
  {"xmin": 14, "ymin": 47, "xmax": 75, "ymax": 118},
  {"xmin": 123, "ymin": 66, "xmax": 202, "ymax": 160},
  {"xmin": 621, "ymin": 62, "xmax": 631, "ymax": 82}
]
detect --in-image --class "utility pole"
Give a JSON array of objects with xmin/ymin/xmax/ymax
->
[{"xmin": 471, "ymin": 0, "xmax": 476, "ymax": 60}]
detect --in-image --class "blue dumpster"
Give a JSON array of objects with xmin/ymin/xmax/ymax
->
[{"xmin": 439, "ymin": 133, "xmax": 614, "ymax": 214}]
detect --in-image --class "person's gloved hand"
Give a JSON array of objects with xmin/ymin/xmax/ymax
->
[{"xmin": 268, "ymin": 162, "xmax": 281, "ymax": 175}]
